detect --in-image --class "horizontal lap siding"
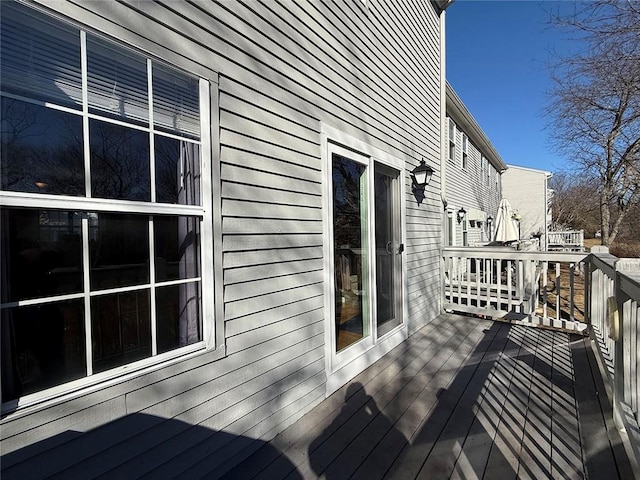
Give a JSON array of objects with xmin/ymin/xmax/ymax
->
[{"xmin": 1, "ymin": 0, "xmax": 442, "ymax": 476}]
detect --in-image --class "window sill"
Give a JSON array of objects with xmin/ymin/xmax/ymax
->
[{"xmin": 1, "ymin": 343, "xmax": 226, "ymax": 420}]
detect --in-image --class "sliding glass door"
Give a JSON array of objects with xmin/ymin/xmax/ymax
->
[{"xmin": 329, "ymin": 144, "xmax": 403, "ymax": 366}]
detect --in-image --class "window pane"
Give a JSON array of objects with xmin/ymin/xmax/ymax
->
[
  {"xmin": 156, "ymin": 283, "xmax": 201, "ymax": 354},
  {"xmin": 1, "ymin": 208, "xmax": 83, "ymax": 302},
  {"xmin": 155, "ymin": 136, "xmax": 201, "ymax": 205},
  {"xmin": 90, "ymin": 213, "xmax": 149, "ymax": 290},
  {"xmin": 153, "ymin": 63, "xmax": 200, "ymax": 138},
  {"xmin": 0, "ymin": 2, "xmax": 82, "ymax": 108},
  {"xmin": 332, "ymin": 154, "xmax": 369, "ymax": 352},
  {"xmin": 86, "ymin": 36, "xmax": 148, "ymax": 125},
  {"xmin": 154, "ymin": 216, "xmax": 200, "ymax": 282},
  {"xmin": 1, "ymin": 99, "xmax": 85, "ymax": 196},
  {"xmin": 1, "ymin": 299, "xmax": 86, "ymax": 402},
  {"xmin": 89, "ymin": 119, "xmax": 150, "ymax": 201},
  {"xmin": 91, "ymin": 290, "xmax": 150, "ymax": 373}
]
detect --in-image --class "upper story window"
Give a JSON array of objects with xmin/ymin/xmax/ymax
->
[
  {"xmin": 448, "ymin": 118, "xmax": 456, "ymax": 163},
  {"xmin": 0, "ymin": 1, "xmax": 213, "ymax": 406},
  {"xmin": 461, "ymin": 134, "xmax": 468, "ymax": 170}
]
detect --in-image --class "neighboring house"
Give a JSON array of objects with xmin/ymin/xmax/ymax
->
[
  {"xmin": 443, "ymin": 83, "xmax": 506, "ymax": 247},
  {"xmin": 0, "ymin": 0, "xmax": 449, "ymax": 474},
  {"xmin": 501, "ymin": 165, "xmax": 553, "ymax": 250}
]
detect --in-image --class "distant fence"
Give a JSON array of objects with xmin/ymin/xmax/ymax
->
[
  {"xmin": 443, "ymin": 247, "xmax": 588, "ymax": 332},
  {"xmin": 547, "ymin": 230, "xmax": 584, "ymax": 252}
]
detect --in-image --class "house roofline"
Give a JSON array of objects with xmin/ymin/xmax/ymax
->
[
  {"xmin": 431, "ymin": 0, "xmax": 455, "ymax": 14},
  {"xmin": 506, "ymin": 164, "xmax": 553, "ymax": 177},
  {"xmin": 446, "ymin": 82, "xmax": 507, "ymax": 172}
]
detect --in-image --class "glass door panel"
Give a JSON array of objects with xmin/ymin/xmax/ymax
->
[
  {"xmin": 374, "ymin": 162, "xmax": 401, "ymax": 336},
  {"xmin": 332, "ymin": 153, "xmax": 369, "ymax": 352}
]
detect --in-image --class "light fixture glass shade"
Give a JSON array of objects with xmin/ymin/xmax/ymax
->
[
  {"xmin": 411, "ymin": 159, "xmax": 434, "ymax": 188},
  {"xmin": 457, "ymin": 207, "xmax": 466, "ymax": 223}
]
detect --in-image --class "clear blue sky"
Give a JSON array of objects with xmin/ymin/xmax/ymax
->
[{"xmin": 446, "ymin": 0, "xmax": 580, "ymax": 174}]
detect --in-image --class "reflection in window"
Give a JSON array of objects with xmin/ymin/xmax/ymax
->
[
  {"xmin": 1, "ymin": 208, "xmax": 83, "ymax": 302},
  {"xmin": 1, "ymin": 98, "xmax": 84, "ymax": 196},
  {"xmin": 0, "ymin": 1, "xmax": 83, "ymax": 107},
  {"xmin": 154, "ymin": 215, "xmax": 200, "ymax": 282},
  {"xmin": 90, "ymin": 120, "xmax": 150, "ymax": 201},
  {"xmin": 91, "ymin": 290, "xmax": 151, "ymax": 374},
  {"xmin": 156, "ymin": 283, "xmax": 201, "ymax": 354},
  {"xmin": 1, "ymin": 300, "xmax": 86, "ymax": 402},
  {"xmin": 332, "ymin": 154, "xmax": 369, "ymax": 352},
  {"xmin": 0, "ymin": 1, "xmax": 207, "ymax": 403},
  {"xmin": 155, "ymin": 136, "xmax": 201, "ymax": 205},
  {"xmin": 153, "ymin": 63, "xmax": 200, "ymax": 139},
  {"xmin": 87, "ymin": 36, "xmax": 149, "ymax": 125},
  {"xmin": 89, "ymin": 213, "xmax": 150, "ymax": 290}
]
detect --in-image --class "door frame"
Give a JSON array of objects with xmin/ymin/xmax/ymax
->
[{"xmin": 321, "ymin": 124, "xmax": 408, "ymax": 396}]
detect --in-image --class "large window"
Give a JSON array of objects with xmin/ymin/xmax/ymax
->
[{"xmin": 1, "ymin": 2, "xmax": 212, "ymax": 404}]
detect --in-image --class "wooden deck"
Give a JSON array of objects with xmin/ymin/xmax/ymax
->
[
  {"xmin": 2, "ymin": 313, "xmax": 634, "ymax": 479},
  {"xmin": 224, "ymin": 313, "xmax": 634, "ymax": 479}
]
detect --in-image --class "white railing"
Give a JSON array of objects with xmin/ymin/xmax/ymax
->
[
  {"xmin": 585, "ymin": 247, "xmax": 640, "ymax": 469},
  {"xmin": 442, "ymin": 245, "xmax": 640, "ymax": 469},
  {"xmin": 547, "ymin": 229, "xmax": 584, "ymax": 252},
  {"xmin": 443, "ymin": 247, "xmax": 588, "ymax": 332}
]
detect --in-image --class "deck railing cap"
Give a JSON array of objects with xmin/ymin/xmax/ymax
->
[{"xmin": 615, "ymin": 258, "xmax": 640, "ymax": 273}]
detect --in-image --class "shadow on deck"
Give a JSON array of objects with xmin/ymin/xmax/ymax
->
[
  {"xmin": 230, "ymin": 313, "xmax": 634, "ymax": 479},
  {"xmin": 1, "ymin": 314, "xmax": 634, "ymax": 479}
]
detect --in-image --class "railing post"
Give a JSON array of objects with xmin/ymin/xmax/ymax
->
[{"xmin": 614, "ymin": 259, "xmax": 640, "ymax": 432}]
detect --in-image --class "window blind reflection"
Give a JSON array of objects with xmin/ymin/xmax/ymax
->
[
  {"xmin": 153, "ymin": 63, "xmax": 200, "ymax": 138},
  {"xmin": 86, "ymin": 36, "xmax": 149, "ymax": 125},
  {"xmin": 0, "ymin": 2, "xmax": 82, "ymax": 108}
]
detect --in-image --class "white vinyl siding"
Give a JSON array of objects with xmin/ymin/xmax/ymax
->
[{"xmin": 0, "ymin": 0, "xmax": 443, "ymax": 475}]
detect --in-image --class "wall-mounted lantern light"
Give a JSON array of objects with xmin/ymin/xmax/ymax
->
[
  {"xmin": 457, "ymin": 207, "xmax": 466, "ymax": 224},
  {"xmin": 411, "ymin": 159, "xmax": 434, "ymax": 191}
]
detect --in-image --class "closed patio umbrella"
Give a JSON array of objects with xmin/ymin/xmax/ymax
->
[{"xmin": 493, "ymin": 198, "xmax": 519, "ymax": 244}]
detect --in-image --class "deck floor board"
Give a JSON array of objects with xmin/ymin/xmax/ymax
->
[{"xmin": 229, "ymin": 313, "xmax": 634, "ymax": 479}]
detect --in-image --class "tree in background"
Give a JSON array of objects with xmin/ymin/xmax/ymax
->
[
  {"xmin": 547, "ymin": 0, "xmax": 640, "ymax": 246},
  {"xmin": 549, "ymin": 172, "xmax": 600, "ymax": 236}
]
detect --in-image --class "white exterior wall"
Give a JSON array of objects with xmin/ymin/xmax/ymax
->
[
  {"xmin": 0, "ymin": 1, "xmax": 444, "ymax": 477},
  {"xmin": 501, "ymin": 165, "xmax": 551, "ymax": 248}
]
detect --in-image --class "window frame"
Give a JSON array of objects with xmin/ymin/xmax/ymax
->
[
  {"xmin": 448, "ymin": 118, "xmax": 456, "ymax": 163},
  {"xmin": 0, "ymin": 2, "xmax": 220, "ymax": 411},
  {"xmin": 461, "ymin": 133, "xmax": 468, "ymax": 170}
]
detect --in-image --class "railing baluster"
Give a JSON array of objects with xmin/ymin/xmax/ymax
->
[
  {"xmin": 555, "ymin": 262, "xmax": 561, "ymax": 323},
  {"xmin": 542, "ymin": 260, "xmax": 548, "ymax": 321},
  {"xmin": 634, "ymin": 300, "xmax": 639, "ymax": 422},
  {"xmin": 497, "ymin": 259, "xmax": 502, "ymax": 312},
  {"xmin": 507, "ymin": 259, "xmax": 513, "ymax": 312},
  {"xmin": 570, "ymin": 263, "xmax": 575, "ymax": 323},
  {"xmin": 518, "ymin": 260, "xmax": 525, "ymax": 313},
  {"xmin": 475, "ymin": 258, "xmax": 481, "ymax": 309}
]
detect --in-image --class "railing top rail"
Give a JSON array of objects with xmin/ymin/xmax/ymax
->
[
  {"xmin": 616, "ymin": 259, "xmax": 640, "ymax": 300},
  {"xmin": 443, "ymin": 246, "xmax": 588, "ymax": 263},
  {"xmin": 548, "ymin": 230, "xmax": 583, "ymax": 235},
  {"xmin": 619, "ymin": 272, "xmax": 640, "ymax": 301},
  {"xmin": 588, "ymin": 251, "xmax": 618, "ymax": 277}
]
